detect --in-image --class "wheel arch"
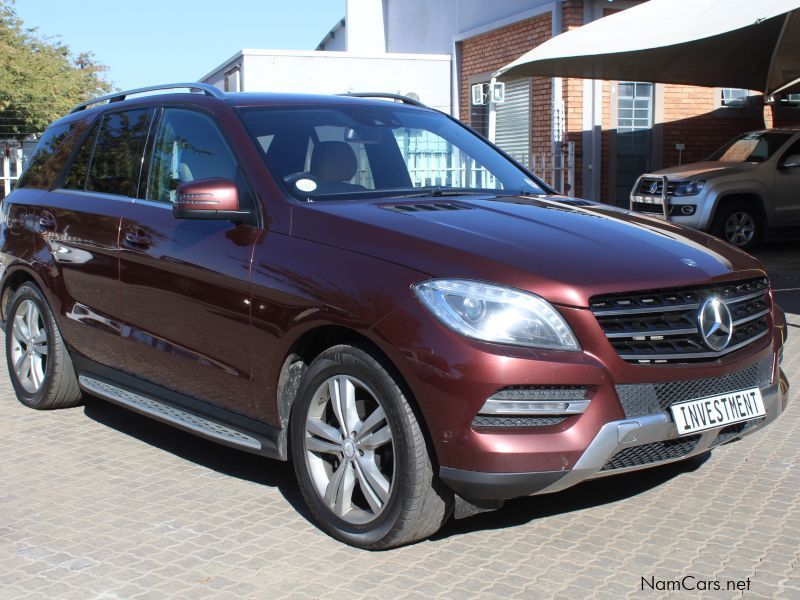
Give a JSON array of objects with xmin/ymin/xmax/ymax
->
[
  {"xmin": 0, "ymin": 265, "xmax": 46, "ymax": 326},
  {"xmin": 276, "ymin": 325, "xmax": 403, "ymax": 425},
  {"xmin": 274, "ymin": 324, "xmax": 435, "ymax": 465},
  {"xmin": 709, "ymin": 192, "xmax": 767, "ymax": 229}
]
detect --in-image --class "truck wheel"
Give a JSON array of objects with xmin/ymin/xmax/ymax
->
[
  {"xmin": 711, "ymin": 201, "xmax": 762, "ymax": 250},
  {"xmin": 5, "ymin": 283, "xmax": 82, "ymax": 409},
  {"xmin": 290, "ymin": 344, "xmax": 452, "ymax": 549}
]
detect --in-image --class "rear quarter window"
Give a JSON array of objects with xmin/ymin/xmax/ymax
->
[{"xmin": 15, "ymin": 119, "xmax": 90, "ymax": 190}]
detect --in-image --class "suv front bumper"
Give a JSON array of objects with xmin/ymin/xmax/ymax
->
[{"xmin": 441, "ymin": 370, "xmax": 789, "ymax": 501}]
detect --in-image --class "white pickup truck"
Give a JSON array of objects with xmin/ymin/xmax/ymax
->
[{"xmin": 630, "ymin": 129, "xmax": 800, "ymax": 249}]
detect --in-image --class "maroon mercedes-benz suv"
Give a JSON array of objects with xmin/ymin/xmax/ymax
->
[{"xmin": 0, "ymin": 84, "xmax": 789, "ymax": 549}]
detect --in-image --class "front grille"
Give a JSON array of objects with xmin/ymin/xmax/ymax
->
[
  {"xmin": 600, "ymin": 435, "xmax": 701, "ymax": 471},
  {"xmin": 635, "ymin": 177, "xmax": 678, "ymax": 197},
  {"xmin": 631, "ymin": 202, "xmax": 689, "ymax": 217},
  {"xmin": 591, "ymin": 277, "xmax": 770, "ymax": 363},
  {"xmin": 632, "ymin": 201, "xmax": 665, "ymax": 215},
  {"xmin": 471, "ymin": 415, "xmax": 568, "ymax": 428},
  {"xmin": 615, "ymin": 357, "xmax": 773, "ymax": 418}
]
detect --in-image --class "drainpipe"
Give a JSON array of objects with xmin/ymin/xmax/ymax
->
[{"xmin": 488, "ymin": 77, "xmax": 497, "ymax": 143}]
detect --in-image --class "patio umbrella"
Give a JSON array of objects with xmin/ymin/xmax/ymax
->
[{"xmin": 494, "ymin": 0, "xmax": 800, "ymax": 97}]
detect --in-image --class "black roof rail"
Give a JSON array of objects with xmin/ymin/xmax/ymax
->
[
  {"xmin": 70, "ymin": 82, "xmax": 225, "ymax": 114},
  {"xmin": 338, "ymin": 92, "xmax": 428, "ymax": 108}
]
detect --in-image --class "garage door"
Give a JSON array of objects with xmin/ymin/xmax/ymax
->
[{"xmin": 495, "ymin": 78, "xmax": 531, "ymax": 168}]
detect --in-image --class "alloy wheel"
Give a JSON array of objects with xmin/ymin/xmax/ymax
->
[
  {"xmin": 724, "ymin": 211, "xmax": 755, "ymax": 247},
  {"xmin": 10, "ymin": 300, "xmax": 48, "ymax": 393},
  {"xmin": 304, "ymin": 374, "xmax": 395, "ymax": 524}
]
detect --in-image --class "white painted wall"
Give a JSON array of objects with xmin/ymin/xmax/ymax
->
[
  {"xmin": 345, "ymin": 0, "xmax": 386, "ymax": 53},
  {"xmin": 201, "ymin": 50, "xmax": 451, "ymax": 112},
  {"xmin": 319, "ymin": 0, "xmax": 559, "ymax": 54}
]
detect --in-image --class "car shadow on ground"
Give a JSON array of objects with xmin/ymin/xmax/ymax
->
[
  {"xmin": 83, "ymin": 395, "xmax": 710, "ymax": 543},
  {"xmin": 82, "ymin": 397, "xmax": 312, "ymax": 520},
  {"xmin": 752, "ymin": 240, "xmax": 800, "ymax": 317},
  {"xmin": 432, "ymin": 453, "xmax": 709, "ymax": 540}
]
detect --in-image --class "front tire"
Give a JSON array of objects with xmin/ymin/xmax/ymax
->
[
  {"xmin": 290, "ymin": 344, "xmax": 452, "ymax": 549},
  {"xmin": 5, "ymin": 283, "xmax": 82, "ymax": 409},
  {"xmin": 711, "ymin": 201, "xmax": 762, "ymax": 250}
]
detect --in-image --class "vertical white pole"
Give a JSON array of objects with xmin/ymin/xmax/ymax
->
[
  {"xmin": 3, "ymin": 158, "xmax": 10, "ymax": 197},
  {"xmin": 488, "ymin": 78, "xmax": 497, "ymax": 143},
  {"xmin": 567, "ymin": 141, "xmax": 575, "ymax": 197}
]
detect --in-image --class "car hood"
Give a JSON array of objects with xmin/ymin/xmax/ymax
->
[
  {"xmin": 290, "ymin": 194, "xmax": 766, "ymax": 307},
  {"xmin": 648, "ymin": 161, "xmax": 759, "ymax": 181}
]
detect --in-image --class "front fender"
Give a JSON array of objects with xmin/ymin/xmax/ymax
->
[{"xmin": 248, "ymin": 230, "xmax": 431, "ymax": 427}]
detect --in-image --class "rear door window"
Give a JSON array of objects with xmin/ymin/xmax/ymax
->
[
  {"xmin": 16, "ymin": 119, "xmax": 90, "ymax": 189},
  {"xmin": 86, "ymin": 109, "xmax": 151, "ymax": 197}
]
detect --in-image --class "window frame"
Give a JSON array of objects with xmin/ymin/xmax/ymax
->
[{"xmin": 712, "ymin": 88, "xmax": 761, "ymax": 119}]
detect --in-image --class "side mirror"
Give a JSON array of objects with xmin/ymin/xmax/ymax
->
[
  {"xmin": 173, "ymin": 178, "xmax": 249, "ymax": 222},
  {"xmin": 780, "ymin": 154, "xmax": 800, "ymax": 169}
]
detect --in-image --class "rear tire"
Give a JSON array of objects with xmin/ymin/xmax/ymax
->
[
  {"xmin": 290, "ymin": 344, "xmax": 452, "ymax": 549},
  {"xmin": 710, "ymin": 201, "xmax": 763, "ymax": 250},
  {"xmin": 5, "ymin": 283, "xmax": 82, "ymax": 410}
]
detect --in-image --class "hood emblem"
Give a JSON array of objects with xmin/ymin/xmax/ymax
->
[
  {"xmin": 697, "ymin": 297, "xmax": 734, "ymax": 351},
  {"xmin": 649, "ymin": 181, "xmax": 660, "ymax": 194},
  {"xmin": 681, "ymin": 258, "xmax": 698, "ymax": 267}
]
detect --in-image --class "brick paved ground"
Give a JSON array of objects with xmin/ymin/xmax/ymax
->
[{"xmin": 0, "ymin": 248, "xmax": 798, "ymax": 599}]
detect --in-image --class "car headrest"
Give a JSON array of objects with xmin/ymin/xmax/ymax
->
[{"xmin": 310, "ymin": 141, "xmax": 358, "ymax": 182}]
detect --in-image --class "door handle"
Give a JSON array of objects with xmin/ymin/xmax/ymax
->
[{"xmin": 124, "ymin": 229, "xmax": 151, "ymax": 248}]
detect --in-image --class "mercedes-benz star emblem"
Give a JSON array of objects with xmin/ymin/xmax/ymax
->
[{"xmin": 697, "ymin": 297, "xmax": 734, "ymax": 351}]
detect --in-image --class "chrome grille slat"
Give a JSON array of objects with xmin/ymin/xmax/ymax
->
[
  {"xmin": 605, "ymin": 327, "xmax": 698, "ymax": 339},
  {"xmin": 617, "ymin": 329, "xmax": 769, "ymax": 361},
  {"xmin": 733, "ymin": 308, "xmax": 770, "ymax": 326},
  {"xmin": 592, "ymin": 303, "xmax": 699, "ymax": 316},
  {"xmin": 591, "ymin": 277, "xmax": 770, "ymax": 363}
]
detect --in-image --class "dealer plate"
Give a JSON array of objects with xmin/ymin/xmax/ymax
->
[{"xmin": 670, "ymin": 387, "xmax": 765, "ymax": 436}]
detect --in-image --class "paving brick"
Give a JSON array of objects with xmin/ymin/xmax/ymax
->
[{"xmin": 0, "ymin": 301, "xmax": 797, "ymax": 599}]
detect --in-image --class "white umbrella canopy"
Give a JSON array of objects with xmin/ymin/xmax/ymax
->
[{"xmin": 494, "ymin": 0, "xmax": 800, "ymax": 97}]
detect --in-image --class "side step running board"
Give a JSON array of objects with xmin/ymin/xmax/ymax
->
[{"xmin": 78, "ymin": 375, "xmax": 262, "ymax": 451}]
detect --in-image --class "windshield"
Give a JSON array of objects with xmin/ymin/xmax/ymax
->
[
  {"xmin": 708, "ymin": 131, "xmax": 792, "ymax": 163},
  {"xmin": 239, "ymin": 104, "xmax": 546, "ymax": 200}
]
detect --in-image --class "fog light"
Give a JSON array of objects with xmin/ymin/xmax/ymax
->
[{"xmin": 479, "ymin": 386, "xmax": 590, "ymax": 415}]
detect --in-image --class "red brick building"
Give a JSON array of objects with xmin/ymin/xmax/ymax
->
[
  {"xmin": 456, "ymin": 0, "xmax": 800, "ymax": 204},
  {"xmin": 319, "ymin": 0, "xmax": 800, "ymax": 205}
]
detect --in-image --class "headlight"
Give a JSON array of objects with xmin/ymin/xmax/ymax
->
[
  {"xmin": 413, "ymin": 279, "xmax": 580, "ymax": 350},
  {"xmin": 672, "ymin": 180, "xmax": 705, "ymax": 196}
]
